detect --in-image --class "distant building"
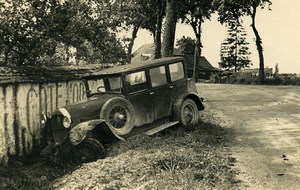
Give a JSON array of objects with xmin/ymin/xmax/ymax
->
[
  {"xmin": 182, "ymin": 55, "xmax": 222, "ymax": 79},
  {"xmin": 240, "ymin": 68, "xmax": 273, "ymax": 77},
  {"xmin": 131, "ymin": 44, "xmax": 156, "ymax": 63},
  {"xmin": 131, "ymin": 44, "xmax": 221, "ymax": 79},
  {"xmin": 279, "ymin": 73, "xmax": 298, "ymax": 78}
]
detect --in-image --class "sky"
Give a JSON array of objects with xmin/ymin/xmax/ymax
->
[{"xmin": 132, "ymin": 0, "xmax": 300, "ymax": 74}]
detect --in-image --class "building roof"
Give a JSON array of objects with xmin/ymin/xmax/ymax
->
[
  {"xmin": 183, "ymin": 55, "xmax": 222, "ymax": 72},
  {"xmin": 0, "ymin": 64, "xmax": 109, "ymax": 84},
  {"xmin": 132, "ymin": 43, "xmax": 220, "ymax": 72},
  {"xmin": 131, "ymin": 44, "xmax": 156, "ymax": 63}
]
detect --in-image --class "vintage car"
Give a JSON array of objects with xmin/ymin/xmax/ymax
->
[{"xmin": 41, "ymin": 57, "xmax": 204, "ymax": 164}]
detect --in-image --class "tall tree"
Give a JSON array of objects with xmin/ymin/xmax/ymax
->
[
  {"xmin": 113, "ymin": 0, "xmax": 164, "ymax": 61},
  {"xmin": 129, "ymin": 0, "xmax": 166, "ymax": 59},
  {"xmin": 178, "ymin": 0, "xmax": 214, "ymax": 82},
  {"xmin": 219, "ymin": 19, "xmax": 251, "ymax": 72},
  {"xmin": 162, "ymin": 0, "xmax": 177, "ymax": 57},
  {"xmin": 112, "ymin": 0, "xmax": 147, "ymax": 63},
  {"xmin": 215, "ymin": 0, "xmax": 272, "ymax": 83},
  {"xmin": 153, "ymin": 0, "xmax": 165, "ymax": 59},
  {"xmin": 248, "ymin": 0, "xmax": 272, "ymax": 84}
]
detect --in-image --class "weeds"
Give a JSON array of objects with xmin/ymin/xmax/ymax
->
[
  {"xmin": 0, "ymin": 158, "xmax": 73, "ymax": 190},
  {"xmin": 1, "ymin": 120, "xmax": 239, "ymax": 190},
  {"xmin": 209, "ymin": 73, "xmax": 300, "ymax": 85}
]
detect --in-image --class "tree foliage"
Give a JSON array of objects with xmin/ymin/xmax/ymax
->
[
  {"xmin": 0, "ymin": 0, "xmax": 271, "ymax": 72},
  {"xmin": 110, "ymin": 0, "xmax": 148, "ymax": 62},
  {"xmin": 0, "ymin": 0, "xmax": 127, "ymax": 66},
  {"xmin": 177, "ymin": 0, "xmax": 214, "ymax": 82},
  {"xmin": 176, "ymin": 36, "xmax": 196, "ymax": 56},
  {"xmin": 214, "ymin": 0, "xmax": 272, "ymax": 83},
  {"xmin": 219, "ymin": 19, "xmax": 251, "ymax": 72}
]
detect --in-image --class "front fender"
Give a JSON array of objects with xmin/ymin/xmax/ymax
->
[{"xmin": 69, "ymin": 119, "xmax": 125, "ymax": 145}]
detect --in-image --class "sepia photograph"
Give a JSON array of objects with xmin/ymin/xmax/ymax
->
[{"xmin": 0, "ymin": 0, "xmax": 299, "ymax": 189}]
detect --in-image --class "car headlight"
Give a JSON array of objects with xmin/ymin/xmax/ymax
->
[
  {"xmin": 58, "ymin": 108, "xmax": 72, "ymax": 128},
  {"xmin": 40, "ymin": 114, "xmax": 47, "ymax": 128},
  {"xmin": 62, "ymin": 116, "xmax": 71, "ymax": 128}
]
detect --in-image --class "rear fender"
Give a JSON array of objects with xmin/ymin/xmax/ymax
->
[
  {"xmin": 185, "ymin": 93, "xmax": 205, "ymax": 111},
  {"xmin": 69, "ymin": 119, "xmax": 125, "ymax": 145},
  {"xmin": 172, "ymin": 93, "xmax": 204, "ymax": 121}
]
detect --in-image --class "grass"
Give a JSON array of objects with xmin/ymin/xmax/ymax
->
[
  {"xmin": 0, "ymin": 119, "xmax": 240, "ymax": 190},
  {"xmin": 53, "ymin": 120, "xmax": 240, "ymax": 190},
  {"xmin": 0, "ymin": 160, "xmax": 71, "ymax": 190}
]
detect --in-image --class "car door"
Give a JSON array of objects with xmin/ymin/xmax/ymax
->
[
  {"xmin": 125, "ymin": 70, "xmax": 154, "ymax": 127},
  {"xmin": 167, "ymin": 61, "xmax": 188, "ymax": 102},
  {"xmin": 149, "ymin": 65, "xmax": 173, "ymax": 120}
]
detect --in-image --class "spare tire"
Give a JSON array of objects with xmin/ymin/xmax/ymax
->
[{"xmin": 100, "ymin": 97, "xmax": 135, "ymax": 136}]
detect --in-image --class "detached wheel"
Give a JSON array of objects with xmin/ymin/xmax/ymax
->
[
  {"xmin": 100, "ymin": 97, "xmax": 135, "ymax": 136},
  {"xmin": 61, "ymin": 138, "xmax": 105, "ymax": 165},
  {"xmin": 180, "ymin": 99, "xmax": 199, "ymax": 126}
]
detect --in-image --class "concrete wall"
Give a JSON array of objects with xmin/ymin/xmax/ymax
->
[{"xmin": 0, "ymin": 80, "xmax": 86, "ymax": 164}]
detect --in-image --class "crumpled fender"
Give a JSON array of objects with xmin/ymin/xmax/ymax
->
[{"xmin": 69, "ymin": 119, "xmax": 125, "ymax": 145}]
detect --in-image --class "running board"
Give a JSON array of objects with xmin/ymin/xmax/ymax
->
[{"xmin": 144, "ymin": 121, "xmax": 179, "ymax": 136}]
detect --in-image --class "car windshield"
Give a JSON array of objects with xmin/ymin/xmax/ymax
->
[{"xmin": 86, "ymin": 76, "xmax": 122, "ymax": 94}]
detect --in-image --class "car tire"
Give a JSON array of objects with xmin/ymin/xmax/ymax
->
[
  {"xmin": 61, "ymin": 138, "xmax": 105, "ymax": 165},
  {"xmin": 100, "ymin": 97, "xmax": 135, "ymax": 136},
  {"xmin": 180, "ymin": 99, "xmax": 199, "ymax": 126}
]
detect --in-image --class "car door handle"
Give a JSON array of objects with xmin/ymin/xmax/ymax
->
[
  {"xmin": 169, "ymin": 85, "xmax": 174, "ymax": 89},
  {"xmin": 150, "ymin": 91, "xmax": 154, "ymax": 95}
]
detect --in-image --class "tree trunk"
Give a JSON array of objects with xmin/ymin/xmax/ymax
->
[
  {"xmin": 154, "ymin": 0, "xmax": 163, "ymax": 59},
  {"xmin": 193, "ymin": 40, "xmax": 200, "ymax": 83},
  {"xmin": 162, "ymin": 0, "xmax": 177, "ymax": 57},
  {"xmin": 235, "ymin": 22, "xmax": 238, "ymax": 72},
  {"xmin": 190, "ymin": 20, "xmax": 202, "ymax": 83},
  {"xmin": 127, "ymin": 22, "xmax": 142, "ymax": 63},
  {"xmin": 251, "ymin": 5, "xmax": 265, "ymax": 84}
]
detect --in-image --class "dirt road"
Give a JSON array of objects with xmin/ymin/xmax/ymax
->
[{"xmin": 197, "ymin": 83, "xmax": 300, "ymax": 190}]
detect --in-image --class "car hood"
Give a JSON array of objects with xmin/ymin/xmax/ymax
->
[{"xmin": 57, "ymin": 94, "xmax": 123, "ymax": 126}]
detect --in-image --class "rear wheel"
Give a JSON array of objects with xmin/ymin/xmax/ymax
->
[
  {"xmin": 180, "ymin": 99, "xmax": 199, "ymax": 126},
  {"xmin": 61, "ymin": 138, "xmax": 105, "ymax": 165},
  {"xmin": 100, "ymin": 97, "xmax": 135, "ymax": 136}
]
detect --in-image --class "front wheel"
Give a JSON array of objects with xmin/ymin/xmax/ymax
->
[
  {"xmin": 61, "ymin": 138, "xmax": 105, "ymax": 165},
  {"xmin": 100, "ymin": 97, "xmax": 135, "ymax": 136},
  {"xmin": 180, "ymin": 99, "xmax": 199, "ymax": 126}
]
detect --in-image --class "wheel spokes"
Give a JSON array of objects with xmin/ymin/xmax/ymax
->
[
  {"xmin": 183, "ymin": 104, "xmax": 195, "ymax": 123},
  {"xmin": 108, "ymin": 106, "xmax": 128, "ymax": 129}
]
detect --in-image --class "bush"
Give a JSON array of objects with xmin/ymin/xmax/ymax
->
[{"xmin": 206, "ymin": 73, "xmax": 300, "ymax": 86}]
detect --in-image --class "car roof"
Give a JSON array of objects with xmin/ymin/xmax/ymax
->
[{"xmin": 83, "ymin": 57, "xmax": 185, "ymax": 79}]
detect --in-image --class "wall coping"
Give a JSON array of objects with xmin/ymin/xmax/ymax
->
[{"xmin": 0, "ymin": 64, "xmax": 113, "ymax": 84}]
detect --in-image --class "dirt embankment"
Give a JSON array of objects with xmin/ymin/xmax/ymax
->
[
  {"xmin": 1, "ymin": 107, "xmax": 242, "ymax": 190},
  {"xmin": 51, "ymin": 114, "xmax": 241, "ymax": 190}
]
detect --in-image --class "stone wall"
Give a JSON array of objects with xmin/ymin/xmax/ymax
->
[{"xmin": 0, "ymin": 80, "xmax": 86, "ymax": 164}]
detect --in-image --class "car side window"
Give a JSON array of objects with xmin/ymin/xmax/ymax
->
[
  {"xmin": 107, "ymin": 77, "xmax": 122, "ymax": 91},
  {"xmin": 149, "ymin": 66, "xmax": 167, "ymax": 87},
  {"xmin": 169, "ymin": 62, "xmax": 184, "ymax": 81},
  {"xmin": 126, "ymin": 71, "xmax": 147, "ymax": 93},
  {"xmin": 87, "ymin": 79, "xmax": 105, "ymax": 93}
]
